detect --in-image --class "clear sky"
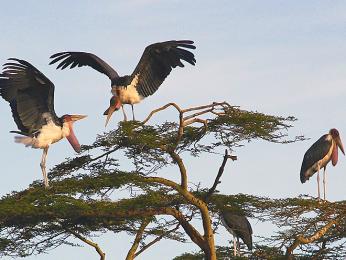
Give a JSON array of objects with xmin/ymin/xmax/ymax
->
[{"xmin": 1, "ymin": 1, "xmax": 346, "ymax": 259}]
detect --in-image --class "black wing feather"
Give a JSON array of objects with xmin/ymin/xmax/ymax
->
[
  {"xmin": 49, "ymin": 52, "xmax": 119, "ymax": 81},
  {"xmin": 300, "ymin": 134, "xmax": 332, "ymax": 183},
  {"xmin": 0, "ymin": 58, "xmax": 58, "ymax": 134},
  {"xmin": 221, "ymin": 210, "xmax": 253, "ymax": 250},
  {"xmin": 130, "ymin": 40, "xmax": 196, "ymax": 97}
]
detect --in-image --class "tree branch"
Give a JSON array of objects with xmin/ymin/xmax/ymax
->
[
  {"xmin": 286, "ymin": 218, "xmax": 339, "ymax": 256},
  {"xmin": 205, "ymin": 149, "xmax": 236, "ymax": 201},
  {"xmin": 134, "ymin": 223, "xmax": 181, "ymax": 258},
  {"xmin": 126, "ymin": 218, "xmax": 151, "ymax": 260},
  {"xmin": 65, "ymin": 228, "xmax": 106, "ymax": 260},
  {"xmin": 142, "ymin": 103, "xmax": 182, "ymax": 124},
  {"xmin": 167, "ymin": 151, "xmax": 188, "ymax": 190},
  {"xmin": 183, "ymin": 118, "xmax": 208, "ymax": 128}
]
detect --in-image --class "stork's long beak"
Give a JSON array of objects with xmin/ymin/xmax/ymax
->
[
  {"xmin": 104, "ymin": 99, "xmax": 122, "ymax": 127},
  {"xmin": 336, "ymin": 136, "xmax": 345, "ymax": 155},
  {"xmin": 104, "ymin": 106, "xmax": 116, "ymax": 127},
  {"xmin": 70, "ymin": 115, "xmax": 88, "ymax": 122},
  {"xmin": 66, "ymin": 115, "xmax": 87, "ymax": 153}
]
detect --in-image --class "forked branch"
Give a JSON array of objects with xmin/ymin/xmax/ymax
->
[
  {"xmin": 134, "ymin": 223, "xmax": 181, "ymax": 258},
  {"xmin": 126, "ymin": 218, "xmax": 151, "ymax": 260},
  {"xmin": 142, "ymin": 101, "xmax": 235, "ymax": 147}
]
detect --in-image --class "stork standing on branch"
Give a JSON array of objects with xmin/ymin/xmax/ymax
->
[
  {"xmin": 49, "ymin": 40, "xmax": 196, "ymax": 125},
  {"xmin": 220, "ymin": 208, "xmax": 253, "ymax": 257},
  {"xmin": 300, "ymin": 128, "xmax": 344, "ymax": 200},
  {"xmin": 0, "ymin": 58, "xmax": 86, "ymax": 188}
]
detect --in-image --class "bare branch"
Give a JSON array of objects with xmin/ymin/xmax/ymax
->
[
  {"xmin": 181, "ymin": 102, "xmax": 231, "ymax": 113},
  {"xmin": 183, "ymin": 108, "xmax": 214, "ymax": 121},
  {"xmin": 183, "ymin": 118, "xmax": 208, "ymax": 128},
  {"xmin": 205, "ymin": 149, "xmax": 237, "ymax": 201},
  {"xmin": 142, "ymin": 103, "xmax": 182, "ymax": 124}
]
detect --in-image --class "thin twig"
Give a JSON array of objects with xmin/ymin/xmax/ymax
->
[
  {"xmin": 181, "ymin": 102, "xmax": 231, "ymax": 113},
  {"xmin": 65, "ymin": 228, "xmax": 106, "ymax": 260},
  {"xmin": 183, "ymin": 108, "xmax": 214, "ymax": 121},
  {"xmin": 89, "ymin": 146, "xmax": 120, "ymax": 163}
]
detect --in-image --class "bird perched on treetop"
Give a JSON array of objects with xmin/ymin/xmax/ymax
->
[
  {"xmin": 0, "ymin": 58, "xmax": 86, "ymax": 188},
  {"xmin": 49, "ymin": 40, "xmax": 196, "ymax": 125},
  {"xmin": 300, "ymin": 128, "xmax": 344, "ymax": 200},
  {"xmin": 220, "ymin": 208, "xmax": 253, "ymax": 257}
]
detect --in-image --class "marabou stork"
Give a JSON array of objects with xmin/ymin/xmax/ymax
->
[
  {"xmin": 49, "ymin": 40, "xmax": 196, "ymax": 125},
  {"xmin": 300, "ymin": 128, "xmax": 345, "ymax": 200},
  {"xmin": 0, "ymin": 58, "xmax": 86, "ymax": 188},
  {"xmin": 220, "ymin": 208, "xmax": 253, "ymax": 257}
]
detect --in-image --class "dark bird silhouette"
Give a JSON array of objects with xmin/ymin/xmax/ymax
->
[
  {"xmin": 49, "ymin": 40, "xmax": 196, "ymax": 125},
  {"xmin": 300, "ymin": 128, "xmax": 344, "ymax": 200},
  {"xmin": 220, "ymin": 208, "xmax": 253, "ymax": 256},
  {"xmin": 0, "ymin": 58, "xmax": 86, "ymax": 188}
]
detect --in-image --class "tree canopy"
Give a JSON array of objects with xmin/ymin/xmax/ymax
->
[{"xmin": 0, "ymin": 101, "xmax": 344, "ymax": 260}]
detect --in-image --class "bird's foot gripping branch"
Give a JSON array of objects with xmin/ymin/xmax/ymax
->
[{"xmin": 0, "ymin": 101, "xmax": 317, "ymax": 260}]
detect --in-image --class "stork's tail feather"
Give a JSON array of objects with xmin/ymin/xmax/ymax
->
[{"xmin": 14, "ymin": 136, "xmax": 35, "ymax": 147}]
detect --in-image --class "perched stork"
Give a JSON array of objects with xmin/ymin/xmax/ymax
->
[
  {"xmin": 300, "ymin": 128, "xmax": 345, "ymax": 200},
  {"xmin": 49, "ymin": 40, "xmax": 196, "ymax": 125},
  {"xmin": 0, "ymin": 58, "xmax": 86, "ymax": 188},
  {"xmin": 220, "ymin": 208, "xmax": 253, "ymax": 257}
]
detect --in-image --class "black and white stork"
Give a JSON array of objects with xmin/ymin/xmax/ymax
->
[
  {"xmin": 220, "ymin": 208, "xmax": 253, "ymax": 257},
  {"xmin": 49, "ymin": 40, "xmax": 196, "ymax": 125},
  {"xmin": 0, "ymin": 58, "xmax": 86, "ymax": 188},
  {"xmin": 300, "ymin": 128, "xmax": 345, "ymax": 200}
]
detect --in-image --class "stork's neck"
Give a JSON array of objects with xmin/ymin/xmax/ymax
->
[{"xmin": 62, "ymin": 122, "xmax": 71, "ymax": 137}]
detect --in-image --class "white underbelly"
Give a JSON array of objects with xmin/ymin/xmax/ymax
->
[
  {"xmin": 117, "ymin": 85, "xmax": 143, "ymax": 105},
  {"xmin": 112, "ymin": 74, "xmax": 144, "ymax": 105},
  {"xmin": 15, "ymin": 122, "xmax": 69, "ymax": 149}
]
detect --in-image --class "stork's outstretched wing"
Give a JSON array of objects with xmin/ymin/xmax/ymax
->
[
  {"xmin": 300, "ymin": 134, "xmax": 332, "ymax": 183},
  {"xmin": 130, "ymin": 40, "xmax": 196, "ymax": 97},
  {"xmin": 49, "ymin": 52, "xmax": 119, "ymax": 81},
  {"xmin": 0, "ymin": 58, "xmax": 58, "ymax": 134}
]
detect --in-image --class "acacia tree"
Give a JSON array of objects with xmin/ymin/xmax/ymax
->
[{"xmin": 1, "ymin": 101, "xmax": 342, "ymax": 260}]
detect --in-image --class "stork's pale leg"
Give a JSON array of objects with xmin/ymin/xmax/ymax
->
[
  {"xmin": 121, "ymin": 105, "xmax": 127, "ymax": 122},
  {"xmin": 237, "ymin": 237, "xmax": 240, "ymax": 256},
  {"xmin": 323, "ymin": 167, "xmax": 327, "ymax": 200},
  {"xmin": 317, "ymin": 168, "xmax": 320, "ymax": 199},
  {"xmin": 131, "ymin": 104, "xmax": 135, "ymax": 121},
  {"xmin": 40, "ymin": 147, "xmax": 49, "ymax": 188},
  {"xmin": 233, "ymin": 235, "xmax": 237, "ymax": 256}
]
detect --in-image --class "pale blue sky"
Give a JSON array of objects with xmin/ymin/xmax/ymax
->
[{"xmin": 1, "ymin": 1, "xmax": 346, "ymax": 259}]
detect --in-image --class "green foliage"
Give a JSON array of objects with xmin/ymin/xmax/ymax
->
[{"xmin": 0, "ymin": 102, "xmax": 321, "ymax": 259}]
